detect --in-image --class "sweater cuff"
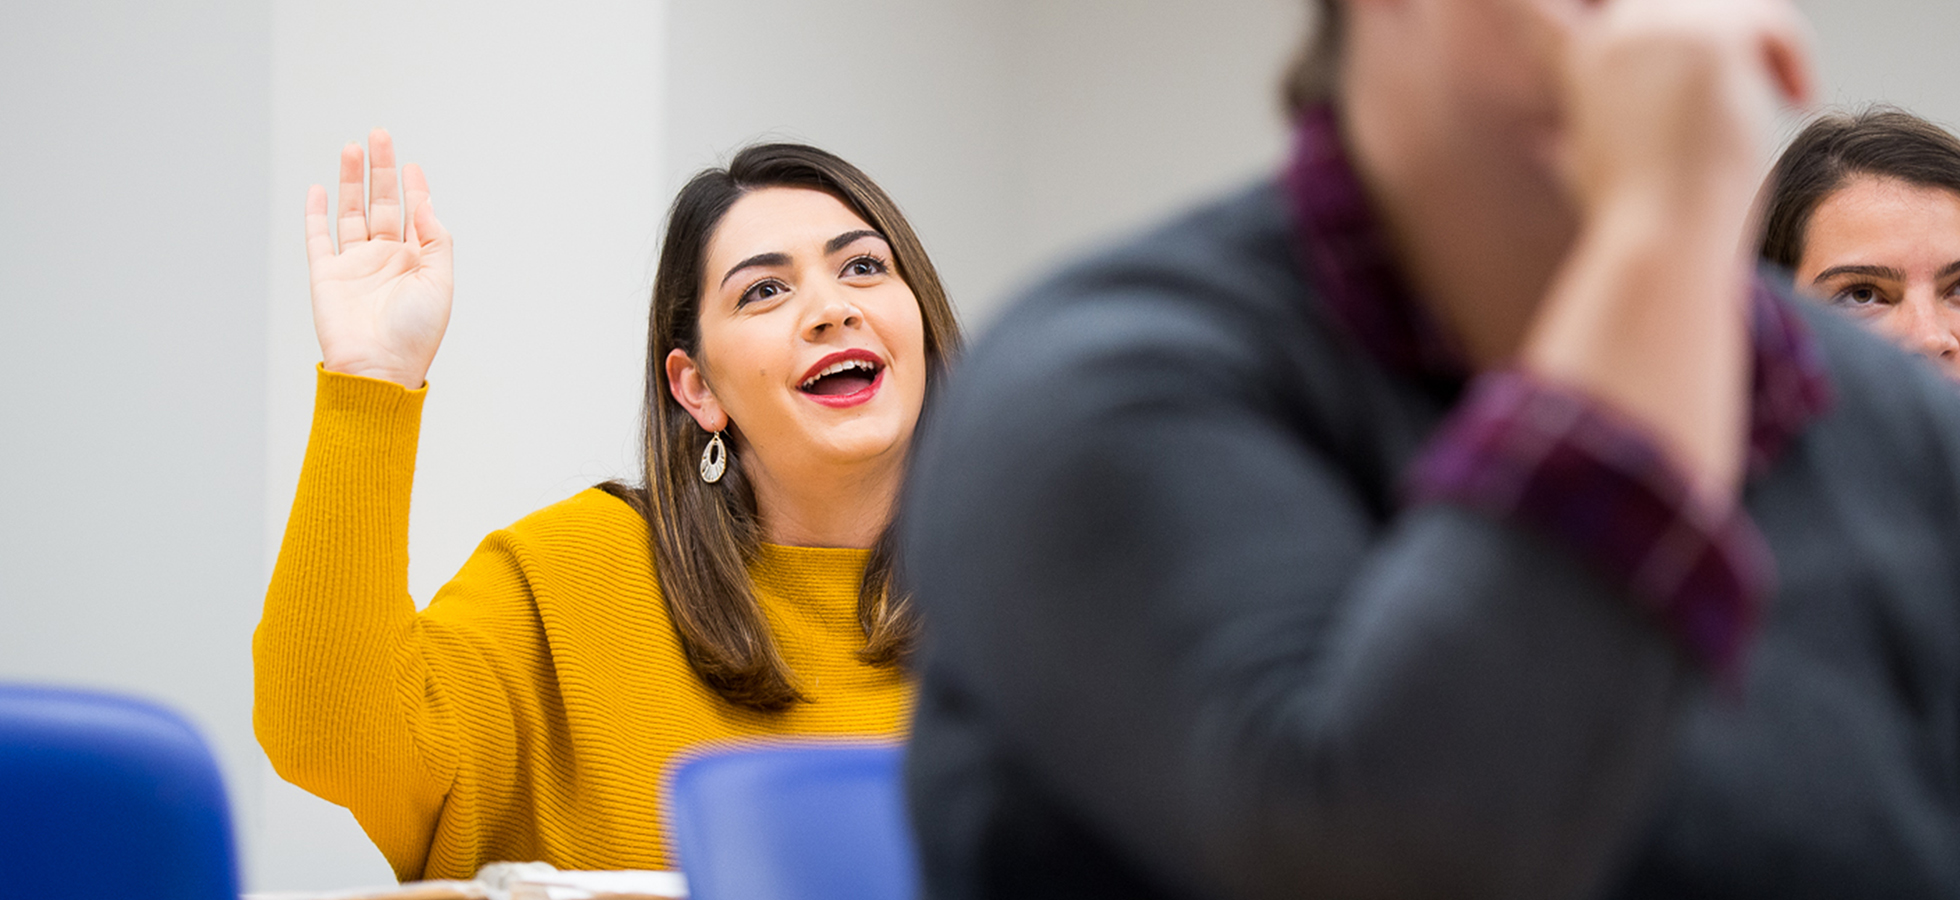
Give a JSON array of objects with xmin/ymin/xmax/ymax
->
[
  {"xmin": 316, "ymin": 363, "xmax": 427, "ymax": 412},
  {"xmin": 1406, "ymin": 370, "xmax": 1773, "ymax": 674},
  {"xmin": 311, "ymin": 363, "xmax": 428, "ymax": 464}
]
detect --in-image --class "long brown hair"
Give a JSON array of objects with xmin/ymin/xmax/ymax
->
[
  {"xmin": 1762, "ymin": 107, "xmax": 1960, "ymax": 269},
  {"xmin": 602, "ymin": 143, "xmax": 963, "ymax": 711}
]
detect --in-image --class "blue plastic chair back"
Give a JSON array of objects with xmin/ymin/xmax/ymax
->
[
  {"xmin": 669, "ymin": 743, "xmax": 918, "ymax": 900},
  {"xmin": 0, "ymin": 684, "xmax": 240, "ymax": 900}
]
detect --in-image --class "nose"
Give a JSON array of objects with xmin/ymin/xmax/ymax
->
[
  {"xmin": 1892, "ymin": 293, "xmax": 1960, "ymax": 372},
  {"xmin": 803, "ymin": 284, "xmax": 863, "ymax": 340},
  {"xmin": 1936, "ymin": 308, "xmax": 1960, "ymax": 381}
]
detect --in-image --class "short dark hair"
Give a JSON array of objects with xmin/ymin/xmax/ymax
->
[
  {"xmin": 1281, "ymin": 0, "xmax": 1343, "ymax": 118},
  {"xmin": 1761, "ymin": 107, "xmax": 1960, "ymax": 269}
]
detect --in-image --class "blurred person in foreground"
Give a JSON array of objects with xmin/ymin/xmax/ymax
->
[
  {"xmin": 901, "ymin": 0, "xmax": 1960, "ymax": 897},
  {"xmin": 1762, "ymin": 108, "xmax": 1960, "ymax": 380},
  {"xmin": 255, "ymin": 138, "xmax": 960, "ymax": 880}
]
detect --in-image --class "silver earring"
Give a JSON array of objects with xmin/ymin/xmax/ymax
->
[{"xmin": 699, "ymin": 430, "xmax": 728, "ymax": 484}]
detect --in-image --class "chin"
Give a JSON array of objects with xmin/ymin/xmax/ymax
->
[{"xmin": 806, "ymin": 422, "xmax": 911, "ymax": 467}]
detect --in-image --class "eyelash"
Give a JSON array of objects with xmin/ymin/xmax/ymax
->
[
  {"xmin": 842, "ymin": 253, "xmax": 890, "ymax": 278},
  {"xmin": 1832, "ymin": 283, "xmax": 1885, "ymax": 306},
  {"xmin": 734, "ymin": 254, "xmax": 891, "ymax": 307},
  {"xmin": 737, "ymin": 278, "xmax": 787, "ymax": 308}
]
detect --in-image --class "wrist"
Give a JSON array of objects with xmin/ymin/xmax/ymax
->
[
  {"xmin": 1586, "ymin": 163, "xmax": 1760, "ymax": 245},
  {"xmin": 322, "ymin": 358, "xmax": 427, "ymax": 390},
  {"xmin": 1525, "ymin": 197, "xmax": 1755, "ymax": 502}
]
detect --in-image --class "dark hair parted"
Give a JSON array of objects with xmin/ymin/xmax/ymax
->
[
  {"xmin": 600, "ymin": 143, "xmax": 962, "ymax": 711},
  {"xmin": 1762, "ymin": 107, "xmax": 1960, "ymax": 270},
  {"xmin": 1281, "ymin": 0, "xmax": 1343, "ymax": 118}
]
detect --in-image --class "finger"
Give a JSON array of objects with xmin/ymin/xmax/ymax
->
[
  {"xmin": 411, "ymin": 193, "xmax": 448, "ymax": 254},
  {"xmin": 305, "ymin": 184, "xmax": 335, "ymax": 265},
  {"xmin": 407, "ymin": 164, "xmax": 448, "ymax": 253},
  {"xmin": 336, "ymin": 141, "xmax": 369, "ymax": 245},
  {"xmin": 402, "ymin": 162, "xmax": 430, "ymax": 246},
  {"xmin": 366, "ymin": 127, "xmax": 403, "ymax": 242},
  {"xmin": 1757, "ymin": 2, "xmax": 1816, "ymax": 107},
  {"xmin": 403, "ymin": 163, "xmax": 432, "ymax": 239}
]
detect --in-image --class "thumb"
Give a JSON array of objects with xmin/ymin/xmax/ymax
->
[
  {"xmin": 412, "ymin": 196, "xmax": 450, "ymax": 256},
  {"xmin": 1758, "ymin": 2, "xmax": 1816, "ymax": 106}
]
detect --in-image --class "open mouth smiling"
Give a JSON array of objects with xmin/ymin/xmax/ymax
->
[{"xmin": 798, "ymin": 349, "xmax": 886, "ymax": 407}]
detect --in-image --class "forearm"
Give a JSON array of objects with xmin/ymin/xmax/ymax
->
[
  {"xmin": 1199, "ymin": 508, "xmax": 1688, "ymax": 899},
  {"xmin": 1524, "ymin": 190, "xmax": 1757, "ymax": 502},
  {"xmin": 1526, "ymin": 0, "xmax": 1809, "ymax": 505},
  {"xmin": 253, "ymin": 366, "xmax": 446, "ymax": 874},
  {"xmin": 954, "ymin": 508, "xmax": 1692, "ymax": 900}
]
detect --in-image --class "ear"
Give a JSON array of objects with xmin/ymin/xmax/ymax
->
[{"xmin": 665, "ymin": 348, "xmax": 727, "ymax": 433}]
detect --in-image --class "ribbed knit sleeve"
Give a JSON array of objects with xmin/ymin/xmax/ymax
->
[{"xmin": 254, "ymin": 366, "xmax": 451, "ymax": 881}]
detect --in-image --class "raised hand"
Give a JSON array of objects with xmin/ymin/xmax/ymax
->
[
  {"xmin": 1559, "ymin": 0, "xmax": 1813, "ymax": 221},
  {"xmin": 1525, "ymin": 0, "xmax": 1815, "ymax": 502},
  {"xmin": 305, "ymin": 128, "xmax": 453, "ymax": 389}
]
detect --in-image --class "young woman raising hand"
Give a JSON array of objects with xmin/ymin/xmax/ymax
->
[{"xmin": 256, "ymin": 131, "xmax": 960, "ymax": 882}]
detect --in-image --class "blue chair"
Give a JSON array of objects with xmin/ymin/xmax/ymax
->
[
  {"xmin": 669, "ymin": 743, "xmax": 918, "ymax": 900},
  {"xmin": 0, "ymin": 684, "xmax": 240, "ymax": 900}
]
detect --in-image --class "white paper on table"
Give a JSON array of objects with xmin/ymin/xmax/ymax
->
[
  {"xmin": 507, "ymin": 869, "xmax": 689, "ymax": 900},
  {"xmin": 244, "ymin": 865, "xmax": 687, "ymax": 900}
]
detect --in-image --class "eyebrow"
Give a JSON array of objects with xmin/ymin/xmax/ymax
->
[
  {"xmin": 1943, "ymin": 260, "xmax": 1960, "ymax": 279},
  {"xmin": 1812, "ymin": 264, "xmax": 1906, "ymax": 284},
  {"xmin": 719, "ymin": 252, "xmax": 790, "ymax": 288},
  {"xmin": 716, "ymin": 230, "xmax": 890, "ymax": 289},
  {"xmin": 826, "ymin": 229, "xmax": 886, "ymax": 255}
]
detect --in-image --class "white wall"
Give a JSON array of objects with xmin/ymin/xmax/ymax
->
[
  {"xmin": 998, "ymin": 0, "xmax": 1306, "ymax": 288},
  {"xmin": 1797, "ymin": 0, "xmax": 1960, "ymax": 131},
  {"xmin": 3, "ymin": 0, "xmax": 1955, "ymax": 893},
  {"xmin": 259, "ymin": 0, "xmax": 667, "ymax": 888},
  {"xmin": 665, "ymin": 0, "xmax": 1304, "ymax": 329},
  {"xmin": 665, "ymin": 0, "xmax": 1019, "ymax": 328},
  {"xmin": 0, "ymin": 0, "xmax": 272, "ymax": 884}
]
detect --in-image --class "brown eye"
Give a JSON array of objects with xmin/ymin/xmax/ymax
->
[
  {"xmin": 1832, "ymin": 285, "xmax": 1884, "ymax": 307},
  {"xmin": 740, "ymin": 280, "xmax": 786, "ymax": 307},
  {"xmin": 843, "ymin": 255, "xmax": 888, "ymax": 279}
]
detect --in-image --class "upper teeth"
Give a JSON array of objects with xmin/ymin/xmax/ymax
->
[{"xmin": 801, "ymin": 358, "xmax": 876, "ymax": 389}]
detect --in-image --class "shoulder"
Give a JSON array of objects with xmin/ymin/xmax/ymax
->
[
  {"xmin": 504, "ymin": 486, "xmax": 648, "ymax": 543},
  {"xmin": 1783, "ymin": 285, "xmax": 1960, "ymax": 465},
  {"xmin": 1764, "ymin": 284, "xmax": 1960, "ymax": 537},
  {"xmin": 488, "ymin": 487, "xmax": 656, "ymax": 595},
  {"xmin": 918, "ymin": 182, "xmax": 1389, "ymax": 502},
  {"xmin": 418, "ymin": 486, "xmax": 663, "ymax": 653},
  {"xmin": 982, "ymin": 181, "xmax": 1330, "ymax": 379},
  {"xmin": 905, "ymin": 183, "xmax": 1401, "ymax": 587},
  {"xmin": 948, "ymin": 183, "xmax": 1359, "ymax": 436}
]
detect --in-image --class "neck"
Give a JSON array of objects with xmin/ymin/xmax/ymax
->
[
  {"xmin": 745, "ymin": 447, "xmax": 903, "ymax": 550},
  {"xmin": 1339, "ymin": 57, "xmax": 1577, "ymax": 368}
]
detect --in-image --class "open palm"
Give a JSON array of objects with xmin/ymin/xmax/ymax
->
[{"xmin": 305, "ymin": 128, "xmax": 453, "ymax": 389}]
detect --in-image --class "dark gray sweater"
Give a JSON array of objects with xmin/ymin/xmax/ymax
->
[{"xmin": 900, "ymin": 182, "xmax": 1960, "ymax": 899}]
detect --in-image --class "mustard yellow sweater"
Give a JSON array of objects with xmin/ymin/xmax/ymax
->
[{"xmin": 254, "ymin": 368, "xmax": 914, "ymax": 882}]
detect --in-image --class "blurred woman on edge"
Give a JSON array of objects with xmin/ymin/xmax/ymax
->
[{"xmin": 1763, "ymin": 108, "xmax": 1960, "ymax": 379}]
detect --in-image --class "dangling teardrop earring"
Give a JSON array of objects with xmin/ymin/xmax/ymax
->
[{"xmin": 699, "ymin": 430, "xmax": 728, "ymax": 484}]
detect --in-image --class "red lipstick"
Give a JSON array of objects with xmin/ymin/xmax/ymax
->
[{"xmin": 797, "ymin": 348, "xmax": 886, "ymax": 409}]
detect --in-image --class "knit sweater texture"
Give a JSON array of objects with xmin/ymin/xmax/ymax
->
[{"xmin": 254, "ymin": 367, "xmax": 914, "ymax": 882}]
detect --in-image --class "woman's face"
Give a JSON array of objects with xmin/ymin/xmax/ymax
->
[
  {"xmin": 1795, "ymin": 174, "xmax": 1960, "ymax": 380},
  {"xmin": 667, "ymin": 186, "xmax": 929, "ymax": 482}
]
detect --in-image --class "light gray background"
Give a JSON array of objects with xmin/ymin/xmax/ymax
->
[{"xmin": 3, "ymin": 0, "xmax": 1953, "ymax": 891}]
